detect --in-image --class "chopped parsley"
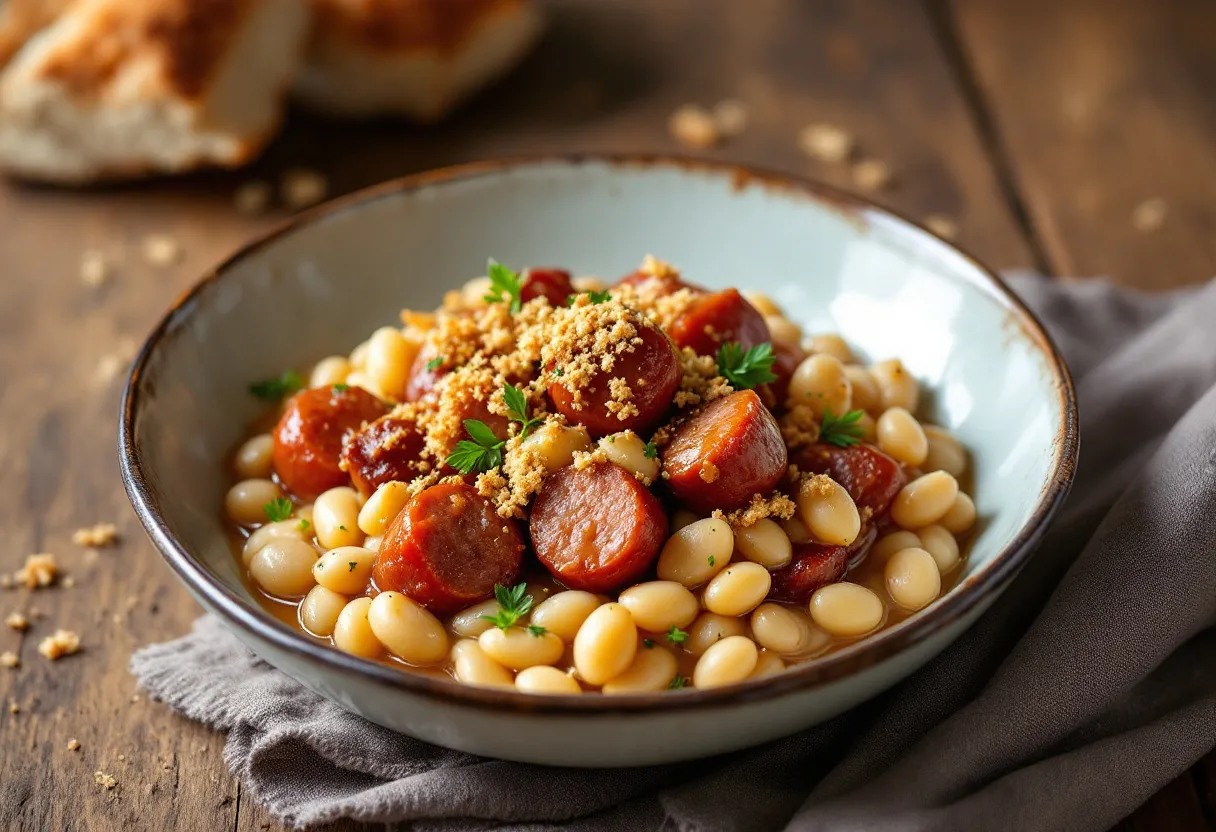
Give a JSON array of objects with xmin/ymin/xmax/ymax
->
[
  {"xmin": 331, "ymin": 383, "xmax": 349, "ymax": 393},
  {"xmin": 249, "ymin": 370, "xmax": 304, "ymax": 402},
  {"xmin": 666, "ymin": 626, "xmax": 689, "ymax": 645},
  {"xmin": 483, "ymin": 259, "xmax": 524, "ymax": 314},
  {"xmin": 820, "ymin": 408, "xmax": 866, "ymax": 448},
  {"xmin": 445, "ymin": 419, "xmax": 505, "ymax": 474},
  {"xmin": 568, "ymin": 289, "xmax": 612, "ymax": 305},
  {"xmin": 348, "ymin": 561, "xmax": 357, "ymax": 572},
  {"xmin": 297, "ymin": 518, "xmax": 311, "ymax": 532},
  {"xmin": 668, "ymin": 675, "xmax": 688, "ymax": 690},
  {"xmin": 642, "ymin": 638, "xmax": 655, "ymax": 649},
  {"xmin": 716, "ymin": 342, "xmax": 778, "ymax": 390},
  {"xmin": 262, "ymin": 497, "xmax": 293, "ymax": 523},
  {"xmin": 527, "ymin": 625, "xmax": 548, "ymax": 638},
  {"xmin": 707, "ymin": 554, "xmax": 716, "ymax": 567},
  {"xmin": 643, "ymin": 441, "xmax": 658, "ymax": 459},
  {"xmin": 480, "ymin": 583, "xmax": 534, "ymax": 631},
  {"xmin": 551, "ymin": 367, "xmax": 564, "ymax": 377},
  {"xmin": 503, "ymin": 383, "xmax": 543, "ymax": 439},
  {"xmin": 426, "ymin": 356, "xmax": 444, "ymax": 372}
]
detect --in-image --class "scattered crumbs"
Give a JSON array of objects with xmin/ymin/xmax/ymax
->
[
  {"xmin": 5, "ymin": 611, "xmax": 29, "ymax": 631},
  {"xmin": 62, "ymin": 576, "xmax": 76, "ymax": 589},
  {"xmin": 852, "ymin": 159, "xmax": 893, "ymax": 192},
  {"xmin": 38, "ymin": 629, "xmax": 81, "ymax": 660},
  {"xmin": 94, "ymin": 353, "xmax": 127, "ymax": 385},
  {"xmin": 698, "ymin": 461, "xmax": 720, "ymax": 483},
  {"xmin": 924, "ymin": 214, "xmax": 958, "ymax": 240},
  {"xmin": 28, "ymin": 607, "xmax": 44, "ymax": 619},
  {"xmin": 111, "ymin": 613, "xmax": 123, "ymax": 626},
  {"xmin": 131, "ymin": 694, "xmax": 141, "ymax": 703},
  {"xmin": 117, "ymin": 754, "xmax": 126, "ymax": 762},
  {"xmin": 281, "ymin": 168, "xmax": 328, "ymax": 210},
  {"xmin": 162, "ymin": 760, "xmax": 172, "ymax": 771},
  {"xmin": 9, "ymin": 700, "xmax": 19, "ymax": 714},
  {"xmin": 798, "ymin": 123, "xmax": 854, "ymax": 164},
  {"xmin": 73, "ymin": 523, "xmax": 119, "ymax": 548},
  {"xmin": 1132, "ymin": 198, "xmax": 1167, "ymax": 232},
  {"xmin": 713, "ymin": 492, "xmax": 798, "ymax": 527},
  {"xmin": 711, "ymin": 99, "xmax": 748, "ymax": 137},
  {"xmin": 141, "ymin": 234, "xmax": 182, "ymax": 267},
  {"xmin": 16, "ymin": 553, "xmax": 57, "ymax": 589},
  {"xmin": 67, "ymin": 738, "xmax": 81, "ymax": 751},
  {"xmin": 234, "ymin": 180, "xmax": 272, "ymax": 216},
  {"xmin": 94, "ymin": 770, "xmax": 118, "ymax": 791},
  {"xmin": 0, "ymin": 574, "xmax": 11, "ymax": 590},
  {"xmin": 0, "ymin": 651, "xmax": 18, "ymax": 669},
  {"xmin": 79, "ymin": 250, "xmax": 110, "ymax": 287},
  {"xmin": 668, "ymin": 104, "xmax": 719, "ymax": 149}
]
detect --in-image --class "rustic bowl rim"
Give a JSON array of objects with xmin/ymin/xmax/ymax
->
[{"xmin": 119, "ymin": 153, "xmax": 1079, "ymax": 716}]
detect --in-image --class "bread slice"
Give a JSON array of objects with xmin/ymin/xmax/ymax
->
[
  {"xmin": 0, "ymin": 0, "xmax": 308, "ymax": 183},
  {"xmin": 0, "ymin": 0, "xmax": 73, "ymax": 70},
  {"xmin": 294, "ymin": 0, "xmax": 542, "ymax": 121}
]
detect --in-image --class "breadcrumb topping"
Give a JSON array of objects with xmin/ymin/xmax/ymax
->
[
  {"xmin": 779, "ymin": 405, "xmax": 822, "ymax": 449},
  {"xmin": 713, "ymin": 492, "xmax": 798, "ymax": 527}
]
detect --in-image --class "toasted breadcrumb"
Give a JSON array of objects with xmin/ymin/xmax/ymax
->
[
  {"xmin": 0, "ymin": 574, "xmax": 11, "ymax": 590},
  {"xmin": 9, "ymin": 700, "xmax": 18, "ymax": 714},
  {"xmin": 62, "ymin": 576, "xmax": 76, "ymax": 589},
  {"xmin": 0, "ymin": 651, "xmax": 18, "ymax": 669},
  {"xmin": 798, "ymin": 124, "xmax": 854, "ymax": 163},
  {"xmin": 1132, "ymin": 198, "xmax": 1167, "ymax": 232},
  {"xmin": 699, "ymin": 461, "xmax": 720, "ymax": 483},
  {"xmin": 281, "ymin": 169, "xmax": 328, "ymax": 210},
  {"xmin": 713, "ymin": 492, "xmax": 798, "ymax": 527},
  {"xmin": 5, "ymin": 611, "xmax": 29, "ymax": 631},
  {"xmin": 669, "ymin": 105, "xmax": 719, "ymax": 149},
  {"xmin": 73, "ymin": 523, "xmax": 119, "ymax": 548},
  {"xmin": 39, "ymin": 629, "xmax": 81, "ymax": 660},
  {"xmin": 67, "ymin": 739, "xmax": 81, "ymax": 751},
  {"xmin": 711, "ymin": 99, "xmax": 748, "ymax": 137},
  {"xmin": 780, "ymin": 405, "xmax": 822, "ymax": 449},
  {"xmin": 16, "ymin": 554, "xmax": 57, "ymax": 589},
  {"xmin": 142, "ymin": 234, "xmax": 181, "ymax": 267},
  {"xmin": 852, "ymin": 159, "xmax": 893, "ymax": 192},
  {"xmin": 80, "ymin": 250, "xmax": 110, "ymax": 287},
  {"xmin": 234, "ymin": 181, "xmax": 272, "ymax": 216},
  {"xmin": 94, "ymin": 771, "xmax": 117, "ymax": 790}
]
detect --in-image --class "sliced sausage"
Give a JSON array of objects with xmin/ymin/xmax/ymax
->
[
  {"xmin": 614, "ymin": 270, "xmax": 703, "ymax": 297},
  {"xmin": 793, "ymin": 443, "xmax": 907, "ymax": 516},
  {"xmin": 404, "ymin": 341, "xmax": 446, "ymax": 402},
  {"xmin": 373, "ymin": 482, "xmax": 524, "ymax": 615},
  {"xmin": 768, "ymin": 542, "xmax": 848, "ymax": 603},
  {"xmin": 846, "ymin": 522, "xmax": 878, "ymax": 569},
  {"xmin": 758, "ymin": 339, "xmax": 806, "ymax": 414},
  {"xmin": 667, "ymin": 288, "xmax": 770, "ymax": 357},
  {"xmin": 548, "ymin": 320, "xmax": 681, "ymax": 437},
  {"xmin": 272, "ymin": 386, "xmax": 387, "ymax": 499},
  {"xmin": 530, "ymin": 461, "xmax": 668, "ymax": 593},
  {"xmin": 661, "ymin": 389, "xmax": 788, "ymax": 513},
  {"xmin": 341, "ymin": 415, "xmax": 427, "ymax": 497},
  {"xmin": 521, "ymin": 267, "xmax": 574, "ymax": 307}
]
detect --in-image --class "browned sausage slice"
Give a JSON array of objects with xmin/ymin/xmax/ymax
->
[
  {"xmin": 768, "ymin": 542, "xmax": 848, "ymax": 603},
  {"xmin": 272, "ymin": 386, "xmax": 387, "ymax": 499},
  {"xmin": 373, "ymin": 482, "xmax": 524, "ymax": 615},
  {"xmin": 530, "ymin": 461, "xmax": 668, "ymax": 593},
  {"xmin": 661, "ymin": 389, "xmax": 788, "ymax": 513},
  {"xmin": 666, "ymin": 289, "xmax": 770, "ymax": 357},
  {"xmin": 341, "ymin": 415, "xmax": 427, "ymax": 497},
  {"xmin": 792, "ymin": 443, "xmax": 906, "ymax": 516}
]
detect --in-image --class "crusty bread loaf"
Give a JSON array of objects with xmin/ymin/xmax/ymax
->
[
  {"xmin": 294, "ymin": 0, "xmax": 542, "ymax": 121},
  {"xmin": 0, "ymin": 0, "xmax": 308, "ymax": 183}
]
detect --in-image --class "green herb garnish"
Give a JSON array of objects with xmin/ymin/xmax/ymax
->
[
  {"xmin": 480, "ymin": 583, "xmax": 534, "ymax": 631},
  {"xmin": 707, "ymin": 554, "xmax": 716, "ymax": 567},
  {"xmin": 263, "ymin": 497, "xmax": 293, "ymax": 523},
  {"xmin": 643, "ymin": 441, "xmax": 658, "ymax": 459},
  {"xmin": 297, "ymin": 518, "xmax": 311, "ymax": 532},
  {"xmin": 820, "ymin": 408, "xmax": 866, "ymax": 448},
  {"xmin": 668, "ymin": 675, "xmax": 688, "ymax": 690},
  {"xmin": 568, "ymin": 289, "xmax": 612, "ymax": 305},
  {"xmin": 643, "ymin": 638, "xmax": 655, "ymax": 649},
  {"xmin": 716, "ymin": 342, "xmax": 778, "ymax": 390},
  {"xmin": 331, "ymin": 383, "xmax": 349, "ymax": 393},
  {"xmin": 484, "ymin": 259, "xmax": 524, "ymax": 314},
  {"xmin": 426, "ymin": 356, "xmax": 444, "ymax": 372},
  {"xmin": 446, "ymin": 419, "xmax": 505, "ymax": 474},
  {"xmin": 527, "ymin": 625, "xmax": 547, "ymax": 638},
  {"xmin": 249, "ymin": 370, "xmax": 304, "ymax": 402},
  {"xmin": 348, "ymin": 561, "xmax": 357, "ymax": 572},
  {"xmin": 503, "ymin": 384, "xmax": 543, "ymax": 439},
  {"xmin": 666, "ymin": 626, "xmax": 689, "ymax": 645}
]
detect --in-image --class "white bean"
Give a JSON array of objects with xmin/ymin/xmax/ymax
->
[
  {"xmin": 870, "ymin": 359, "xmax": 919, "ymax": 412},
  {"xmin": 656, "ymin": 518, "xmax": 734, "ymax": 587},
  {"xmin": 788, "ymin": 354, "xmax": 851, "ymax": 417},
  {"xmin": 891, "ymin": 471, "xmax": 959, "ymax": 529},
  {"xmin": 363, "ymin": 534, "xmax": 382, "ymax": 553},
  {"xmin": 357, "ymin": 481, "xmax": 410, "ymax": 536},
  {"xmin": 780, "ymin": 515, "xmax": 813, "ymax": 544},
  {"xmin": 877, "ymin": 407, "xmax": 929, "ymax": 466},
  {"xmin": 750, "ymin": 649, "xmax": 786, "ymax": 679},
  {"xmin": 806, "ymin": 333, "xmax": 854, "ymax": 364},
  {"xmin": 478, "ymin": 626, "xmax": 565, "ymax": 670},
  {"xmin": 249, "ymin": 539, "xmax": 317, "ymax": 598},
  {"xmin": 519, "ymin": 423, "xmax": 592, "ymax": 475},
  {"xmin": 844, "ymin": 366, "xmax": 881, "ymax": 413},
  {"xmin": 573, "ymin": 603, "xmax": 638, "ymax": 685},
  {"xmin": 314, "ymin": 486, "xmax": 364, "ymax": 549},
  {"xmin": 922, "ymin": 425, "xmax": 968, "ymax": 477},
  {"xmin": 684, "ymin": 612, "xmax": 749, "ymax": 656},
  {"xmin": 750, "ymin": 603, "xmax": 828, "ymax": 658},
  {"xmin": 917, "ymin": 524, "xmax": 961, "ymax": 573},
  {"xmin": 618, "ymin": 581, "xmax": 699, "ymax": 632},
  {"xmin": 452, "ymin": 639, "xmax": 513, "ymax": 687},
  {"xmin": 309, "ymin": 356, "xmax": 351, "ymax": 388},
  {"xmin": 365, "ymin": 327, "xmax": 418, "ymax": 401},
  {"xmin": 312, "ymin": 546, "xmax": 375, "ymax": 594},
  {"xmin": 741, "ymin": 290, "xmax": 782, "ymax": 317},
  {"xmin": 884, "ymin": 548, "xmax": 942, "ymax": 611},
  {"xmin": 233, "ymin": 434, "xmax": 274, "ymax": 480},
  {"xmin": 871, "ymin": 530, "xmax": 922, "ymax": 564},
  {"xmin": 809, "ymin": 583, "xmax": 884, "ymax": 636},
  {"xmin": 601, "ymin": 644, "xmax": 678, "ymax": 694},
  {"xmin": 242, "ymin": 519, "xmax": 308, "ymax": 566},
  {"xmin": 797, "ymin": 477, "xmax": 861, "ymax": 546},
  {"xmin": 225, "ymin": 479, "xmax": 284, "ymax": 526},
  {"xmin": 367, "ymin": 591, "xmax": 448, "ymax": 664},
  {"xmin": 940, "ymin": 492, "xmax": 977, "ymax": 534},
  {"xmin": 333, "ymin": 597, "xmax": 382, "ymax": 658},
  {"xmin": 693, "ymin": 636, "xmax": 758, "ymax": 689},
  {"xmin": 530, "ymin": 591, "xmax": 600, "ymax": 642},
  {"xmin": 764, "ymin": 315, "xmax": 803, "ymax": 348},
  {"xmin": 450, "ymin": 599, "xmax": 501, "ymax": 638},
  {"xmin": 703, "ymin": 563, "xmax": 771, "ymax": 616},
  {"xmin": 300, "ymin": 585, "xmax": 347, "ymax": 637},
  {"xmin": 516, "ymin": 666, "xmax": 581, "ymax": 695},
  {"xmin": 671, "ymin": 510, "xmax": 701, "ymax": 533},
  {"xmin": 598, "ymin": 431, "xmax": 660, "ymax": 483},
  {"xmin": 734, "ymin": 518, "xmax": 792, "ymax": 568}
]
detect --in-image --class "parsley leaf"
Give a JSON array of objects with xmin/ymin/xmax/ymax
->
[
  {"xmin": 716, "ymin": 342, "xmax": 778, "ymax": 390},
  {"xmin": 484, "ymin": 259, "xmax": 524, "ymax": 314},
  {"xmin": 331, "ymin": 383, "xmax": 349, "ymax": 393},
  {"xmin": 297, "ymin": 518, "xmax": 311, "ymax": 532},
  {"xmin": 643, "ymin": 638, "xmax": 655, "ymax": 649},
  {"xmin": 503, "ymin": 384, "xmax": 543, "ymax": 439},
  {"xmin": 426, "ymin": 356, "xmax": 444, "ymax": 372},
  {"xmin": 446, "ymin": 419, "xmax": 506, "ymax": 474},
  {"xmin": 707, "ymin": 554, "xmax": 716, "ymax": 567},
  {"xmin": 820, "ymin": 408, "xmax": 866, "ymax": 448},
  {"xmin": 568, "ymin": 289, "xmax": 612, "ymax": 305},
  {"xmin": 527, "ymin": 624, "xmax": 547, "ymax": 637},
  {"xmin": 666, "ymin": 626, "xmax": 689, "ymax": 645},
  {"xmin": 480, "ymin": 583, "xmax": 535, "ymax": 631},
  {"xmin": 643, "ymin": 441, "xmax": 658, "ymax": 459},
  {"xmin": 668, "ymin": 675, "xmax": 688, "ymax": 690},
  {"xmin": 249, "ymin": 370, "xmax": 304, "ymax": 402},
  {"xmin": 262, "ymin": 497, "xmax": 293, "ymax": 523}
]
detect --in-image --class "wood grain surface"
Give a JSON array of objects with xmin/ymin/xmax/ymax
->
[{"xmin": 0, "ymin": 1, "xmax": 1211, "ymax": 830}]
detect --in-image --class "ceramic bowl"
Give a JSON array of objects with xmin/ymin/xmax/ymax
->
[{"xmin": 120, "ymin": 156, "xmax": 1078, "ymax": 767}]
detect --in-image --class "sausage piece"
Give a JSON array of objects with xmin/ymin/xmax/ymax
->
[
  {"xmin": 341, "ymin": 415, "xmax": 427, "ymax": 497},
  {"xmin": 666, "ymin": 289, "xmax": 770, "ymax": 357},
  {"xmin": 521, "ymin": 267, "xmax": 574, "ymax": 307},
  {"xmin": 374, "ymin": 482, "xmax": 524, "ymax": 615},
  {"xmin": 758, "ymin": 340, "xmax": 806, "ymax": 414},
  {"xmin": 614, "ymin": 269, "xmax": 704, "ymax": 297},
  {"xmin": 661, "ymin": 389, "xmax": 788, "ymax": 513},
  {"xmin": 530, "ymin": 461, "xmax": 667, "ymax": 593},
  {"xmin": 404, "ymin": 342, "xmax": 446, "ymax": 402},
  {"xmin": 768, "ymin": 542, "xmax": 848, "ymax": 603},
  {"xmin": 272, "ymin": 386, "xmax": 387, "ymax": 499},
  {"xmin": 548, "ymin": 320, "xmax": 681, "ymax": 437},
  {"xmin": 793, "ymin": 443, "xmax": 907, "ymax": 516}
]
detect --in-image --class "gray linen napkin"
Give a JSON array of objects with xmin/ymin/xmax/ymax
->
[{"xmin": 131, "ymin": 275, "xmax": 1216, "ymax": 831}]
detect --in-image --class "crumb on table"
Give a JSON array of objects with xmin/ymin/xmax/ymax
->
[
  {"xmin": 0, "ymin": 651, "xmax": 18, "ymax": 669},
  {"xmin": 39, "ymin": 629, "xmax": 81, "ymax": 660},
  {"xmin": 5, "ymin": 611, "xmax": 29, "ymax": 631},
  {"xmin": 281, "ymin": 169, "xmax": 328, "ymax": 210},
  {"xmin": 93, "ymin": 770, "xmax": 117, "ymax": 790},
  {"xmin": 798, "ymin": 123, "xmax": 854, "ymax": 163},
  {"xmin": 142, "ymin": 234, "xmax": 182, "ymax": 267},
  {"xmin": 67, "ymin": 738, "xmax": 81, "ymax": 751},
  {"xmin": 80, "ymin": 250, "xmax": 110, "ymax": 287},
  {"xmin": 16, "ymin": 554, "xmax": 57, "ymax": 589},
  {"xmin": 852, "ymin": 158, "xmax": 893, "ymax": 192},
  {"xmin": 669, "ymin": 105, "xmax": 720, "ymax": 149},
  {"xmin": 73, "ymin": 523, "xmax": 119, "ymax": 548}
]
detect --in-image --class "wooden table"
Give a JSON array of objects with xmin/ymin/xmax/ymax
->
[{"xmin": 1, "ymin": 1, "xmax": 1213, "ymax": 829}]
